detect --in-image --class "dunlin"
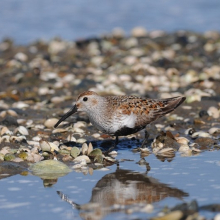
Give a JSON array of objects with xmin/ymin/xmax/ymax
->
[{"xmin": 54, "ymin": 91, "xmax": 185, "ymax": 147}]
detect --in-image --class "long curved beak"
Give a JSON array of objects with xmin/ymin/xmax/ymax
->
[{"xmin": 54, "ymin": 105, "xmax": 78, "ymax": 128}]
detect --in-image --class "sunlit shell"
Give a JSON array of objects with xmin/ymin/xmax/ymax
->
[
  {"xmin": 175, "ymin": 137, "xmax": 190, "ymax": 145},
  {"xmin": 191, "ymin": 131, "xmax": 211, "ymax": 138},
  {"xmin": 39, "ymin": 140, "xmax": 51, "ymax": 152},
  {"xmin": 1, "ymin": 127, "xmax": 13, "ymax": 136},
  {"xmin": 67, "ymin": 134, "xmax": 76, "ymax": 142},
  {"xmin": 82, "ymin": 143, "xmax": 88, "ymax": 155},
  {"xmin": 10, "ymin": 135, "xmax": 26, "ymax": 142},
  {"xmin": 17, "ymin": 126, "xmax": 29, "ymax": 135},
  {"xmin": 73, "ymin": 155, "xmax": 91, "ymax": 164},
  {"xmin": 7, "ymin": 109, "xmax": 18, "ymax": 117},
  {"xmin": 52, "ymin": 128, "xmax": 67, "ymax": 134},
  {"xmin": 87, "ymin": 143, "xmax": 93, "ymax": 155},
  {"xmin": 209, "ymin": 127, "xmax": 220, "ymax": 135}
]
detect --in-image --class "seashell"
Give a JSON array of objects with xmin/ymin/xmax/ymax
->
[
  {"xmin": 32, "ymin": 153, "xmax": 43, "ymax": 163},
  {"xmin": 89, "ymin": 148, "xmax": 102, "ymax": 157},
  {"xmin": 1, "ymin": 127, "xmax": 13, "ymax": 136},
  {"xmin": 49, "ymin": 142, "xmax": 59, "ymax": 152},
  {"xmin": 0, "ymin": 153, "xmax": 4, "ymax": 161},
  {"xmin": 104, "ymin": 156, "xmax": 116, "ymax": 163},
  {"xmin": 0, "ymin": 146, "xmax": 10, "ymax": 155},
  {"xmin": 73, "ymin": 155, "xmax": 91, "ymax": 164},
  {"xmin": 108, "ymin": 150, "xmax": 118, "ymax": 157},
  {"xmin": 1, "ymin": 135, "xmax": 10, "ymax": 143},
  {"xmin": 82, "ymin": 143, "xmax": 88, "ymax": 155},
  {"xmin": 10, "ymin": 135, "xmax": 26, "ymax": 142},
  {"xmin": 73, "ymin": 121, "xmax": 86, "ymax": 128},
  {"xmin": 0, "ymin": 111, "xmax": 7, "ymax": 118},
  {"xmin": 73, "ymin": 128, "xmax": 84, "ymax": 133},
  {"xmin": 192, "ymin": 147, "xmax": 201, "ymax": 153},
  {"xmin": 131, "ymin": 26, "xmax": 147, "ymax": 37},
  {"xmin": 92, "ymin": 133, "xmax": 100, "ymax": 138},
  {"xmin": 178, "ymin": 144, "xmax": 190, "ymax": 153},
  {"xmin": 4, "ymin": 153, "xmax": 16, "ymax": 161},
  {"xmin": 17, "ymin": 126, "xmax": 29, "ymax": 135},
  {"xmin": 51, "ymin": 96, "xmax": 64, "ymax": 104},
  {"xmin": 70, "ymin": 147, "xmax": 80, "ymax": 158},
  {"xmin": 207, "ymin": 106, "xmax": 220, "ymax": 119},
  {"xmin": 76, "ymin": 138, "xmax": 86, "ymax": 144},
  {"xmin": 209, "ymin": 127, "xmax": 220, "ymax": 135},
  {"xmin": 67, "ymin": 135, "xmax": 76, "ymax": 142},
  {"xmin": 52, "ymin": 128, "xmax": 67, "ymax": 134},
  {"xmin": 94, "ymin": 155, "xmax": 103, "ymax": 163},
  {"xmin": 87, "ymin": 142, "xmax": 93, "ymax": 155},
  {"xmin": 191, "ymin": 131, "xmax": 211, "ymax": 138},
  {"xmin": 44, "ymin": 118, "xmax": 59, "ymax": 128},
  {"xmin": 39, "ymin": 140, "xmax": 51, "ymax": 152},
  {"xmin": 12, "ymin": 101, "xmax": 29, "ymax": 109},
  {"xmin": 7, "ymin": 109, "xmax": 18, "ymax": 117},
  {"xmin": 175, "ymin": 137, "xmax": 190, "ymax": 145}
]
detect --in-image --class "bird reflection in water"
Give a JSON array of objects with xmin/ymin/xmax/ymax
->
[{"xmin": 57, "ymin": 168, "xmax": 188, "ymax": 220}]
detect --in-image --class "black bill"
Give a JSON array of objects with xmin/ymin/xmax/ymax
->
[{"xmin": 54, "ymin": 105, "xmax": 77, "ymax": 128}]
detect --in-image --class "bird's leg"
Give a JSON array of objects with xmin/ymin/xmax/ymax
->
[
  {"xmin": 105, "ymin": 136, "xmax": 119, "ymax": 155},
  {"xmin": 140, "ymin": 130, "xmax": 149, "ymax": 148}
]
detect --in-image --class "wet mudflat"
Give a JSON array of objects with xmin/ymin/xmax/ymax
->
[{"xmin": 0, "ymin": 29, "xmax": 220, "ymax": 219}]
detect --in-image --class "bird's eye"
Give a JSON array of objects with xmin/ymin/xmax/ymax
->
[{"xmin": 83, "ymin": 97, "xmax": 88, "ymax": 102}]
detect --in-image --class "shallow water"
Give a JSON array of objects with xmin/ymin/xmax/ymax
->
[
  {"xmin": 1, "ymin": 0, "xmax": 220, "ymax": 43},
  {"xmin": 1, "ymin": 146, "xmax": 220, "ymax": 220}
]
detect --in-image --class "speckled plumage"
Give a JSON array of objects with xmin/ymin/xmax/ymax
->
[{"xmin": 54, "ymin": 91, "xmax": 186, "ymax": 138}]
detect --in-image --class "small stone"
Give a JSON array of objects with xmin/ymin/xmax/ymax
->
[
  {"xmin": 70, "ymin": 147, "xmax": 80, "ymax": 158},
  {"xmin": 44, "ymin": 118, "xmax": 59, "ymax": 128}
]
